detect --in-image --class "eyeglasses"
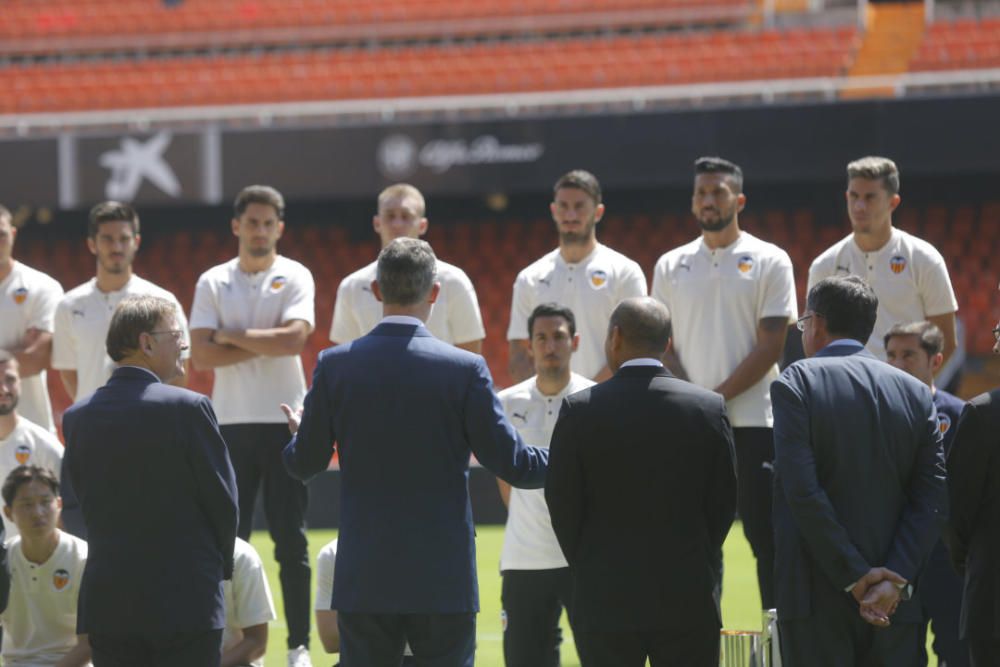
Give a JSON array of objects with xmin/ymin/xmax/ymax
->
[{"xmin": 795, "ymin": 315, "xmax": 812, "ymax": 332}]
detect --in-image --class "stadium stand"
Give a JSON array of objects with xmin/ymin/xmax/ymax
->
[
  {"xmin": 0, "ymin": 27, "xmax": 859, "ymax": 113},
  {"xmin": 910, "ymin": 17, "xmax": 1000, "ymax": 71}
]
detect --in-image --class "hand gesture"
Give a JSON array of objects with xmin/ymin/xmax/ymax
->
[{"xmin": 281, "ymin": 403, "xmax": 303, "ymax": 435}]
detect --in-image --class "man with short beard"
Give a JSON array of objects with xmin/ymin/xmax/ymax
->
[
  {"xmin": 189, "ymin": 185, "xmax": 315, "ymax": 667},
  {"xmin": 651, "ymin": 157, "xmax": 797, "ymax": 612},
  {"xmin": 508, "ymin": 170, "xmax": 646, "ymax": 383},
  {"xmin": 53, "ymin": 201, "xmax": 189, "ymax": 402},
  {"xmin": 0, "ymin": 352, "xmax": 63, "ymax": 541}
]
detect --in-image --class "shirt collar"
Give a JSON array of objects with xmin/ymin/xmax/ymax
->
[
  {"xmin": 620, "ymin": 358, "xmax": 664, "ymax": 368},
  {"xmin": 822, "ymin": 338, "xmax": 865, "ymax": 351},
  {"xmin": 380, "ymin": 315, "xmax": 424, "ymax": 327},
  {"xmin": 117, "ymin": 365, "xmax": 162, "ymax": 382},
  {"xmin": 555, "ymin": 243, "xmax": 601, "ymax": 268}
]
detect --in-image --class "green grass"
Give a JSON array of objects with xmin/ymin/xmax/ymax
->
[{"xmin": 251, "ymin": 523, "xmax": 937, "ymax": 666}]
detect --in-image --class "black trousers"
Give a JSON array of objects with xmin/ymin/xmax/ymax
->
[
  {"xmin": 918, "ymin": 541, "xmax": 969, "ymax": 667},
  {"xmin": 222, "ymin": 422, "xmax": 311, "ymax": 649},
  {"xmin": 779, "ymin": 577, "xmax": 920, "ymax": 667},
  {"xmin": 733, "ymin": 427, "xmax": 775, "ymax": 610},
  {"xmin": 574, "ymin": 623, "xmax": 719, "ymax": 667},
  {"xmin": 968, "ymin": 631, "xmax": 1000, "ymax": 667},
  {"xmin": 89, "ymin": 629, "xmax": 223, "ymax": 667},
  {"xmin": 338, "ymin": 611, "xmax": 476, "ymax": 667},
  {"xmin": 501, "ymin": 568, "xmax": 575, "ymax": 667}
]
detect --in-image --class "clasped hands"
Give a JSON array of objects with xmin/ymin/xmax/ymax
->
[{"xmin": 850, "ymin": 567, "xmax": 906, "ymax": 628}]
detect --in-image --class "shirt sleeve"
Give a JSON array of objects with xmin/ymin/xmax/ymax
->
[
  {"xmin": 314, "ymin": 542, "xmax": 336, "ymax": 611},
  {"xmin": 281, "ymin": 265, "xmax": 316, "ymax": 329},
  {"xmin": 759, "ymin": 252, "xmax": 798, "ymax": 322},
  {"xmin": 650, "ymin": 256, "xmax": 671, "ymax": 309},
  {"xmin": 506, "ymin": 273, "xmax": 533, "ymax": 342},
  {"xmin": 51, "ymin": 298, "xmax": 77, "ymax": 371},
  {"xmin": 27, "ymin": 277, "xmax": 63, "ymax": 332},
  {"xmin": 446, "ymin": 270, "xmax": 486, "ymax": 345},
  {"xmin": 188, "ymin": 275, "xmax": 220, "ymax": 331},
  {"xmin": 232, "ymin": 546, "xmax": 277, "ymax": 628},
  {"xmin": 806, "ymin": 252, "xmax": 832, "ymax": 293},
  {"xmin": 41, "ymin": 436, "xmax": 64, "ymax": 482},
  {"xmin": 618, "ymin": 260, "xmax": 648, "ymax": 299},
  {"xmin": 916, "ymin": 248, "xmax": 959, "ymax": 317},
  {"xmin": 329, "ymin": 278, "xmax": 362, "ymax": 344}
]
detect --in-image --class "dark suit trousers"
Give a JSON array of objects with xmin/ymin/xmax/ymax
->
[
  {"xmin": 734, "ymin": 427, "xmax": 776, "ymax": 609},
  {"xmin": 779, "ymin": 577, "xmax": 919, "ymax": 667},
  {"xmin": 918, "ymin": 541, "xmax": 969, "ymax": 667},
  {"xmin": 89, "ymin": 629, "xmax": 223, "ymax": 667},
  {"xmin": 501, "ymin": 568, "xmax": 575, "ymax": 667},
  {"xmin": 968, "ymin": 632, "xmax": 1000, "ymax": 667},
  {"xmin": 574, "ymin": 624, "xmax": 719, "ymax": 667},
  {"xmin": 222, "ymin": 423, "xmax": 311, "ymax": 649},
  {"xmin": 338, "ymin": 611, "xmax": 475, "ymax": 667}
]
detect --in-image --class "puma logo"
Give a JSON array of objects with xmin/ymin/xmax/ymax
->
[{"xmin": 511, "ymin": 412, "xmax": 528, "ymax": 423}]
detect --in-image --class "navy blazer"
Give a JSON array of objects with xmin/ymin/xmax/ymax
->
[
  {"xmin": 771, "ymin": 342, "xmax": 946, "ymax": 623},
  {"xmin": 283, "ymin": 322, "xmax": 548, "ymax": 614},
  {"xmin": 63, "ymin": 366, "xmax": 239, "ymax": 634}
]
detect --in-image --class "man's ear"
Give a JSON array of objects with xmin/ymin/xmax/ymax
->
[{"xmin": 371, "ymin": 280, "xmax": 383, "ymax": 303}]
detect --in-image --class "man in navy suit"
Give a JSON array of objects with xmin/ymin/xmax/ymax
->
[
  {"xmin": 772, "ymin": 276, "xmax": 946, "ymax": 666},
  {"xmin": 283, "ymin": 237, "xmax": 548, "ymax": 667},
  {"xmin": 63, "ymin": 295, "xmax": 239, "ymax": 667}
]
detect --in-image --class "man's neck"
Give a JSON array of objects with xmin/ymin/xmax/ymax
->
[
  {"xmin": 238, "ymin": 251, "xmax": 277, "ymax": 274},
  {"xmin": 853, "ymin": 221, "xmax": 893, "ymax": 253},
  {"xmin": 0, "ymin": 412, "xmax": 17, "ymax": 440},
  {"xmin": 116, "ymin": 358, "xmax": 161, "ymax": 381},
  {"xmin": 0, "ymin": 258, "xmax": 14, "ymax": 283},
  {"xmin": 559, "ymin": 237, "xmax": 597, "ymax": 264},
  {"xmin": 382, "ymin": 305, "xmax": 430, "ymax": 322},
  {"xmin": 535, "ymin": 371, "xmax": 571, "ymax": 397},
  {"xmin": 20, "ymin": 530, "xmax": 60, "ymax": 566},
  {"xmin": 96, "ymin": 267, "xmax": 132, "ymax": 293},
  {"xmin": 702, "ymin": 221, "xmax": 741, "ymax": 250}
]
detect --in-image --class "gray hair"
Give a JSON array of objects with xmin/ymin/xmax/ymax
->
[
  {"xmin": 376, "ymin": 237, "xmax": 437, "ymax": 306},
  {"xmin": 608, "ymin": 297, "xmax": 672, "ymax": 354},
  {"xmin": 106, "ymin": 295, "xmax": 178, "ymax": 361}
]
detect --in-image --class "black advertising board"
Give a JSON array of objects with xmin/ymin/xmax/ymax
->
[{"xmin": 0, "ymin": 139, "xmax": 59, "ymax": 208}]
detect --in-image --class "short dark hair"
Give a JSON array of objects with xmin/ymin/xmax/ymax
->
[
  {"xmin": 528, "ymin": 303, "xmax": 577, "ymax": 338},
  {"xmin": 847, "ymin": 156, "xmax": 900, "ymax": 196},
  {"xmin": 694, "ymin": 156, "xmax": 744, "ymax": 193},
  {"xmin": 88, "ymin": 201, "xmax": 140, "ymax": 238},
  {"xmin": 553, "ymin": 170, "xmax": 602, "ymax": 205},
  {"xmin": 3, "ymin": 465, "xmax": 60, "ymax": 508},
  {"xmin": 608, "ymin": 297, "xmax": 672, "ymax": 354},
  {"xmin": 234, "ymin": 185, "xmax": 285, "ymax": 220},
  {"xmin": 106, "ymin": 295, "xmax": 178, "ymax": 362},
  {"xmin": 376, "ymin": 237, "xmax": 437, "ymax": 306},
  {"xmin": 806, "ymin": 276, "xmax": 878, "ymax": 344},
  {"xmin": 883, "ymin": 321, "xmax": 944, "ymax": 358}
]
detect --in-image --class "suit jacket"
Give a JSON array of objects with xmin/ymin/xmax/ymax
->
[
  {"xmin": 544, "ymin": 364, "xmax": 737, "ymax": 633},
  {"xmin": 771, "ymin": 342, "xmax": 946, "ymax": 623},
  {"xmin": 947, "ymin": 389, "xmax": 1000, "ymax": 640},
  {"xmin": 283, "ymin": 321, "xmax": 548, "ymax": 614},
  {"xmin": 62, "ymin": 366, "xmax": 239, "ymax": 634}
]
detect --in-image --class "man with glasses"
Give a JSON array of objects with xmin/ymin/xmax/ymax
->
[
  {"xmin": 946, "ymin": 311, "xmax": 1000, "ymax": 666},
  {"xmin": 774, "ymin": 276, "xmax": 945, "ymax": 666},
  {"xmin": 651, "ymin": 157, "xmax": 797, "ymax": 612},
  {"xmin": 63, "ymin": 295, "xmax": 238, "ymax": 667}
]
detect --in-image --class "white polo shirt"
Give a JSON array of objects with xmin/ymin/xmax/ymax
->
[
  {"xmin": 330, "ymin": 259, "xmax": 484, "ymax": 345},
  {"xmin": 190, "ymin": 256, "xmax": 315, "ymax": 425},
  {"xmin": 222, "ymin": 538, "xmax": 276, "ymax": 667},
  {"xmin": 808, "ymin": 228, "xmax": 958, "ymax": 360},
  {"xmin": 499, "ymin": 373, "xmax": 594, "ymax": 571},
  {"xmin": 0, "ymin": 417, "xmax": 63, "ymax": 541},
  {"xmin": 52, "ymin": 275, "xmax": 190, "ymax": 402},
  {"xmin": 508, "ymin": 244, "xmax": 647, "ymax": 379},
  {"xmin": 1, "ymin": 531, "xmax": 88, "ymax": 667},
  {"xmin": 0, "ymin": 262, "xmax": 63, "ymax": 431},
  {"xmin": 652, "ymin": 232, "xmax": 797, "ymax": 428}
]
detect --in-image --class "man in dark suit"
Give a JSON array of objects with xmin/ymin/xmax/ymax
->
[
  {"xmin": 946, "ymin": 318, "xmax": 1000, "ymax": 666},
  {"xmin": 772, "ymin": 275, "xmax": 947, "ymax": 666},
  {"xmin": 545, "ymin": 296, "xmax": 737, "ymax": 666},
  {"xmin": 282, "ymin": 237, "xmax": 548, "ymax": 667},
  {"xmin": 63, "ymin": 295, "xmax": 239, "ymax": 667}
]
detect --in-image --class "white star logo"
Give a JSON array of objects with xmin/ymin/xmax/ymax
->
[{"xmin": 99, "ymin": 131, "xmax": 182, "ymax": 201}]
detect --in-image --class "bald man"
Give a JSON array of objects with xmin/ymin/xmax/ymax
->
[{"xmin": 545, "ymin": 297, "xmax": 737, "ymax": 666}]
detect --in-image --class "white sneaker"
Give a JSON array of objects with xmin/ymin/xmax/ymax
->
[{"xmin": 288, "ymin": 645, "xmax": 313, "ymax": 667}]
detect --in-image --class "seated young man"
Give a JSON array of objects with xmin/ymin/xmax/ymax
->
[
  {"xmin": 315, "ymin": 539, "xmax": 414, "ymax": 666},
  {"xmin": 221, "ymin": 537, "xmax": 276, "ymax": 667},
  {"xmin": 1, "ymin": 465, "xmax": 90, "ymax": 666}
]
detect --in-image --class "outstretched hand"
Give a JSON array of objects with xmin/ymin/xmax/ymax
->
[{"xmin": 281, "ymin": 403, "xmax": 303, "ymax": 435}]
